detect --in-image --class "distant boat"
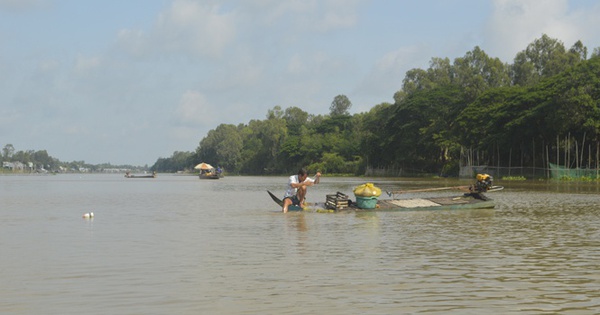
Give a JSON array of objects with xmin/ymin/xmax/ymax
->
[
  {"xmin": 125, "ymin": 171, "xmax": 156, "ymax": 178},
  {"xmin": 199, "ymin": 169, "xmax": 223, "ymax": 179},
  {"xmin": 199, "ymin": 172, "xmax": 220, "ymax": 179},
  {"xmin": 195, "ymin": 162, "xmax": 223, "ymax": 179}
]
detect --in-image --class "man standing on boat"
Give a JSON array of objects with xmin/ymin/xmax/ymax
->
[{"xmin": 282, "ymin": 168, "xmax": 321, "ymax": 213}]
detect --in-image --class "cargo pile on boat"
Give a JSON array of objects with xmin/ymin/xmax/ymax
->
[{"xmin": 353, "ymin": 183, "xmax": 382, "ymax": 209}]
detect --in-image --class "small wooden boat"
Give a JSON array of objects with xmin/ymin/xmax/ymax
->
[
  {"xmin": 125, "ymin": 171, "xmax": 156, "ymax": 178},
  {"xmin": 269, "ymin": 174, "xmax": 500, "ymax": 212},
  {"xmin": 366, "ymin": 194, "xmax": 494, "ymax": 211},
  {"xmin": 196, "ymin": 163, "xmax": 223, "ymax": 179},
  {"xmin": 267, "ymin": 190, "xmax": 495, "ymax": 212},
  {"xmin": 199, "ymin": 172, "xmax": 220, "ymax": 179}
]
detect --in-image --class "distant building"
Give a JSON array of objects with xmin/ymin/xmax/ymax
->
[{"xmin": 2, "ymin": 161, "xmax": 25, "ymax": 171}]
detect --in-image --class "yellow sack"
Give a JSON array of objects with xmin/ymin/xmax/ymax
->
[
  {"xmin": 476, "ymin": 173, "xmax": 490, "ymax": 181},
  {"xmin": 353, "ymin": 183, "xmax": 381, "ymax": 197}
]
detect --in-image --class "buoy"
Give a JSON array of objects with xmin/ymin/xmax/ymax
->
[{"xmin": 82, "ymin": 212, "xmax": 94, "ymax": 219}]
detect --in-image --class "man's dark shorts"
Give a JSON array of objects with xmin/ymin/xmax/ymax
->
[{"xmin": 283, "ymin": 195, "xmax": 300, "ymax": 205}]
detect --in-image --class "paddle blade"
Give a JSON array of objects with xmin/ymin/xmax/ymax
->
[{"xmin": 267, "ymin": 190, "xmax": 284, "ymax": 207}]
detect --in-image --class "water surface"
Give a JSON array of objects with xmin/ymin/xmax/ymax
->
[{"xmin": 1, "ymin": 174, "xmax": 599, "ymax": 314}]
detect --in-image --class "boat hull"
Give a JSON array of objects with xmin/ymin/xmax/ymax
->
[
  {"xmin": 267, "ymin": 191, "xmax": 494, "ymax": 212},
  {"xmin": 199, "ymin": 174, "xmax": 221, "ymax": 179},
  {"xmin": 374, "ymin": 195, "xmax": 494, "ymax": 211}
]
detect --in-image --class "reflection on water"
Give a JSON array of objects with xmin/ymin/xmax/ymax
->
[{"xmin": 1, "ymin": 174, "xmax": 599, "ymax": 314}]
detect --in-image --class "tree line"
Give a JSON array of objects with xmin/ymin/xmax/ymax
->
[
  {"xmin": 148, "ymin": 34, "xmax": 598, "ymax": 176},
  {"xmin": 1, "ymin": 143, "xmax": 145, "ymax": 173}
]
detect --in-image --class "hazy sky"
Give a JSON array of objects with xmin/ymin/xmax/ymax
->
[{"xmin": 1, "ymin": 0, "xmax": 599, "ymax": 166}]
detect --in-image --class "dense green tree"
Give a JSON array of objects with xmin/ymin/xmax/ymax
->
[
  {"xmin": 329, "ymin": 94, "xmax": 352, "ymax": 116},
  {"xmin": 283, "ymin": 106, "xmax": 309, "ymax": 135},
  {"xmin": 428, "ymin": 57, "xmax": 454, "ymax": 86},
  {"xmin": 542, "ymin": 57, "xmax": 600, "ymax": 139},
  {"xmin": 279, "ymin": 134, "xmax": 303, "ymax": 171},
  {"xmin": 267, "ymin": 105, "xmax": 284, "ymax": 119},
  {"xmin": 385, "ymin": 84, "xmax": 468, "ymax": 172},
  {"xmin": 402, "ymin": 68, "xmax": 430, "ymax": 94},
  {"xmin": 569, "ymin": 40, "xmax": 587, "ymax": 61},
  {"xmin": 402, "ymin": 57, "xmax": 453, "ymax": 95},
  {"xmin": 457, "ymin": 56, "xmax": 600, "ymax": 168},
  {"xmin": 150, "ymin": 151, "xmax": 194, "ymax": 172},
  {"xmin": 385, "ymin": 91, "xmax": 434, "ymax": 170},
  {"xmin": 163, "ymin": 35, "xmax": 600, "ymax": 177},
  {"xmin": 9, "ymin": 34, "xmax": 600, "ymax": 177},
  {"xmin": 511, "ymin": 34, "xmax": 572, "ymax": 86},
  {"xmin": 453, "ymin": 46, "xmax": 509, "ymax": 102},
  {"xmin": 2, "ymin": 144, "xmax": 14, "ymax": 159},
  {"xmin": 357, "ymin": 103, "xmax": 394, "ymax": 168},
  {"xmin": 12, "ymin": 150, "xmax": 33, "ymax": 164},
  {"xmin": 32, "ymin": 150, "xmax": 57, "ymax": 170},
  {"xmin": 238, "ymin": 114, "xmax": 288, "ymax": 174},
  {"xmin": 196, "ymin": 124, "xmax": 242, "ymax": 172},
  {"xmin": 321, "ymin": 152, "xmax": 345, "ymax": 173}
]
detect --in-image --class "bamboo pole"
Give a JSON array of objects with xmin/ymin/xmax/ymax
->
[
  {"xmin": 521, "ymin": 142, "xmax": 524, "ymax": 173},
  {"xmin": 542, "ymin": 140, "xmax": 546, "ymax": 178},
  {"xmin": 576, "ymin": 139, "xmax": 579, "ymax": 170},
  {"xmin": 581, "ymin": 132, "xmax": 586, "ymax": 168},
  {"xmin": 533, "ymin": 138, "xmax": 535, "ymax": 178},
  {"xmin": 497, "ymin": 143, "xmax": 500, "ymax": 178},
  {"xmin": 509, "ymin": 148, "xmax": 512, "ymax": 177},
  {"xmin": 564, "ymin": 135, "xmax": 568, "ymax": 170},
  {"xmin": 588, "ymin": 144, "xmax": 591, "ymax": 170},
  {"xmin": 556, "ymin": 135, "xmax": 559, "ymax": 176},
  {"xmin": 546, "ymin": 145, "xmax": 549, "ymax": 179}
]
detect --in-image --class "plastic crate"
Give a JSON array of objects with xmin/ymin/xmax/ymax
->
[
  {"xmin": 355, "ymin": 196, "xmax": 378, "ymax": 209},
  {"xmin": 326, "ymin": 192, "xmax": 349, "ymax": 210}
]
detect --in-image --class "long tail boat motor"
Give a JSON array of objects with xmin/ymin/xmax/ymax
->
[{"xmin": 472, "ymin": 174, "xmax": 493, "ymax": 193}]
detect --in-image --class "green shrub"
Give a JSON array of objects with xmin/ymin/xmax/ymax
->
[{"xmin": 502, "ymin": 176, "xmax": 526, "ymax": 181}]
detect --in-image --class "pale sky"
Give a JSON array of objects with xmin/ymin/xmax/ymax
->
[{"xmin": 1, "ymin": 0, "xmax": 599, "ymax": 166}]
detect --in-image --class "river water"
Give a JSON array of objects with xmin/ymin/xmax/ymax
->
[{"xmin": 1, "ymin": 174, "xmax": 599, "ymax": 314}]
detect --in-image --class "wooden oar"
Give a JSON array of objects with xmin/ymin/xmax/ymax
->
[
  {"xmin": 267, "ymin": 191, "xmax": 306, "ymax": 211},
  {"xmin": 267, "ymin": 190, "xmax": 284, "ymax": 207}
]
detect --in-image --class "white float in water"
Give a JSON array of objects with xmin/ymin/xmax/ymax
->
[{"xmin": 82, "ymin": 212, "xmax": 94, "ymax": 219}]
